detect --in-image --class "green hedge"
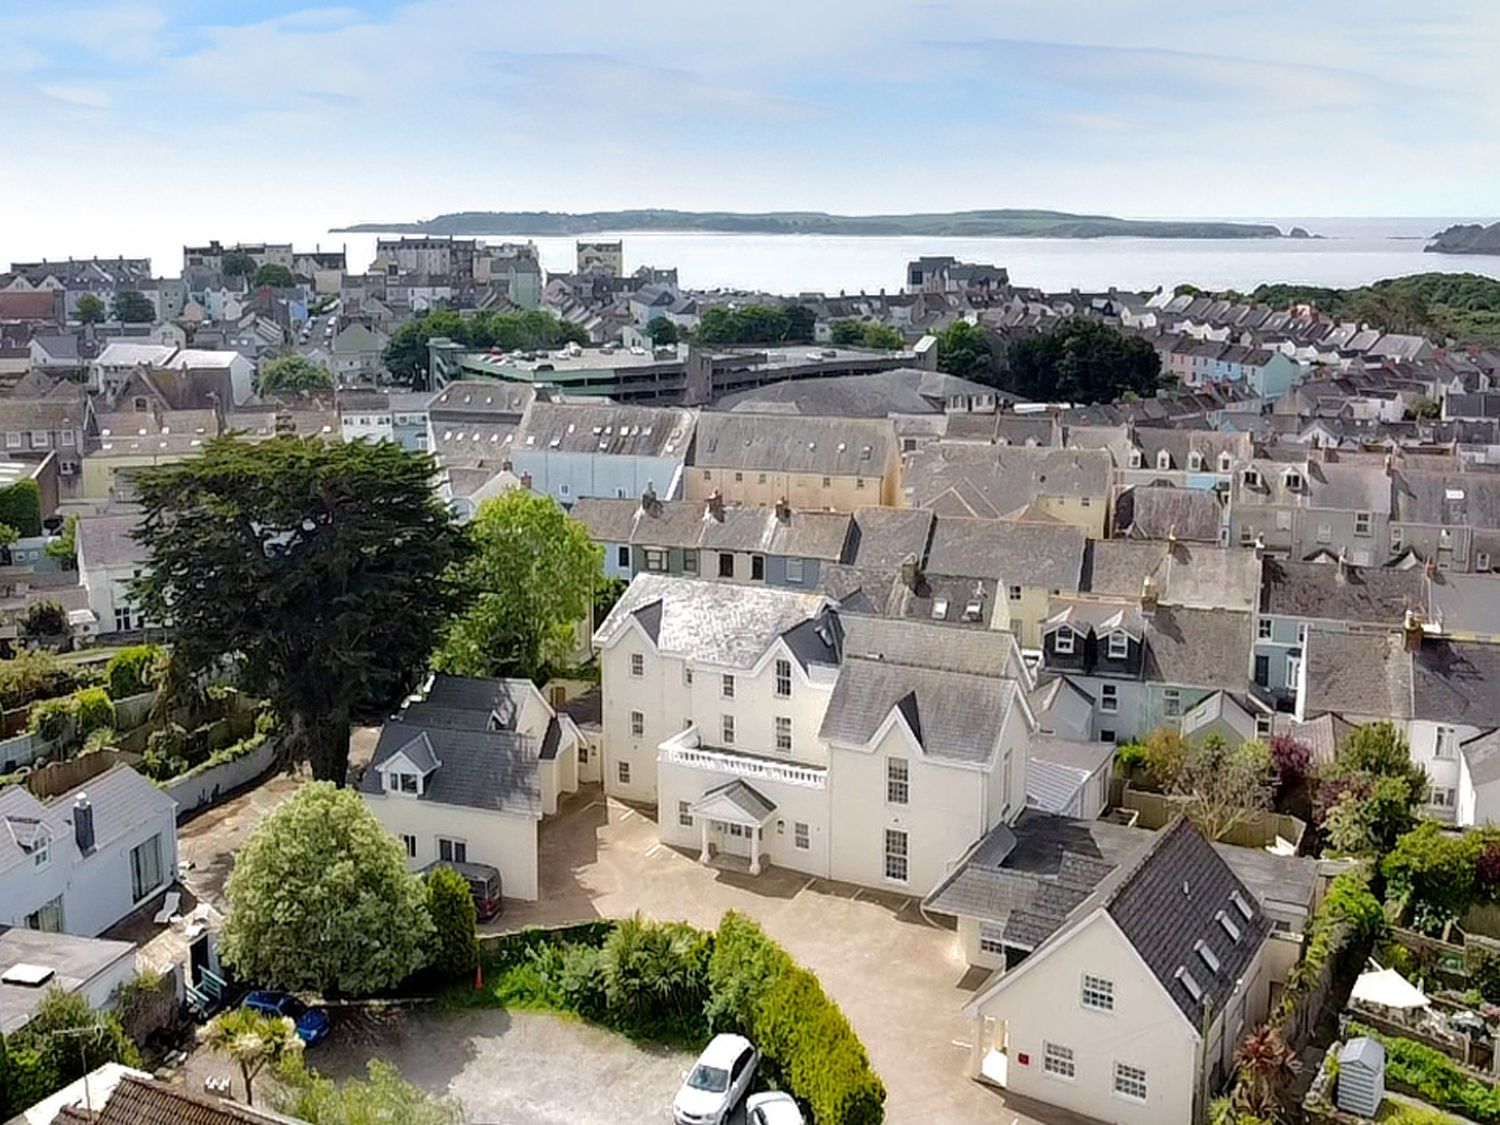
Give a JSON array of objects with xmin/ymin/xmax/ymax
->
[
  {"xmin": 708, "ymin": 912, "xmax": 885, "ymax": 1125},
  {"xmin": 105, "ymin": 645, "xmax": 160, "ymax": 700},
  {"xmin": 1348, "ymin": 1022, "xmax": 1500, "ymax": 1122},
  {"xmin": 1279, "ymin": 867, "xmax": 1384, "ymax": 1018}
]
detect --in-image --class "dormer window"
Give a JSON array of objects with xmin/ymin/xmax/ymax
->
[
  {"xmin": 1107, "ymin": 632, "xmax": 1129, "ymax": 660},
  {"xmin": 1283, "ymin": 469, "xmax": 1303, "ymax": 491},
  {"xmin": 391, "ymin": 772, "xmax": 418, "ymax": 794},
  {"xmin": 1128, "ymin": 448, "xmax": 1143, "ymax": 469},
  {"xmin": 1219, "ymin": 452, "xmax": 1233, "ymax": 472},
  {"xmin": 1156, "ymin": 449, "xmax": 1171, "ymax": 470},
  {"xmin": 1054, "ymin": 629, "xmax": 1076, "ymax": 655},
  {"xmin": 1241, "ymin": 468, "xmax": 1262, "ymax": 489},
  {"xmin": 1188, "ymin": 451, "xmax": 1204, "ymax": 472},
  {"xmin": 32, "ymin": 836, "xmax": 50, "ymax": 868}
]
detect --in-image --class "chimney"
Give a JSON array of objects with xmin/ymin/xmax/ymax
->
[
  {"xmin": 520, "ymin": 470, "xmax": 533, "ymax": 491},
  {"xmin": 73, "ymin": 794, "xmax": 95, "ymax": 854},
  {"xmin": 640, "ymin": 481, "xmax": 658, "ymax": 514},
  {"xmin": 774, "ymin": 496, "xmax": 790, "ymax": 523},
  {"xmin": 900, "ymin": 553, "xmax": 919, "ymax": 591},
  {"xmin": 1403, "ymin": 609, "xmax": 1425, "ymax": 653},
  {"xmin": 704, "ymin": 488, "xmax": 724, "ymax": 522},
  {"xmin": 1140, "ymin": 574, "xmax": 1159, "ymax": 613}
]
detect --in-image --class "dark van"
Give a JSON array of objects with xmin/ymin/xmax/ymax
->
[{"xmin": 421, "ymin": 860, "xmax": 503, "ymax": 920}]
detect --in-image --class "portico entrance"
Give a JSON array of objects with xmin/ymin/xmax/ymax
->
[{"xmin": 691, "ymin": 779, "xmax": 776, "ymax": 876}]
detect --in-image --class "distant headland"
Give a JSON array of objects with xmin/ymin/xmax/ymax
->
[
  {"xmin": 333, "ymin": 208, "xmax": 1287, "ymax": 240},
  {"xmin": 1426, "ymin": 222, "xmax": 1500, "ymax": 256}
]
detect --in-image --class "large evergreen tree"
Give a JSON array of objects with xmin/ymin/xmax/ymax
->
[
  {"xmin": 131, "ymin": 437, "xmax": 468, "ymax": 782},
  {"xmin": 1003, "ymin": 317, "xmax": 1162, "ymax": 403}
]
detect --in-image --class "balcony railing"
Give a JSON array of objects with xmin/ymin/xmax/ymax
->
[{"xmin": 660, "ymin": 744, "xmax": 827, "ymax": 789}]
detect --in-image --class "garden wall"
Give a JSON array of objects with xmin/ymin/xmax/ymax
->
[
  {"xmin": 25, "ymin": 749, "xmax": 142, "ymax": 799},
  {"xmin": 0, "ymin": 729, "xmax": 50, "ymax": 771},
  {"xmin": 163, "ymin": 737, "xmax": 279, "ymax": 818}
]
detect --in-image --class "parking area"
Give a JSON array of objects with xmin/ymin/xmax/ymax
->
[
  {"xmin": 178, "ymin": 776, "xmax": 1082, "ymax": 1124},
  {"xmin": 499, "ymin": 785, "xmax": 1063, "ymax": 1125}
]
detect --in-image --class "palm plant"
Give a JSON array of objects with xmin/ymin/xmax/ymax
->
[
  {"xmin": 202, "ymin": 1008, "xmax": 303, "ymax": 1106},
  {"xmin": 1232, "ymin": 1024, "xmax": 1300, "ymax": 1120}
]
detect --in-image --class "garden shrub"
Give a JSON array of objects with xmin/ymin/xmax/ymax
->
[
  {"xmin": 1383, "ymin": 823, "xmax": 1500, "ymax": 935},
  {"xmin": 426, "ymin": 865, "xmax": 479, "ymax": 977},
  {"xmin": 0, "ymin": 650, "xmax": 86, "ymax": 708},
  {"xmin": 1280, "ymin": 868, "xmax": 1384, "ymax": 1018},
  {"xmin": 105, "ymin": 645, "xmax": 160, "ymax": 700},
  {"xmin": 2, "ymin": 988, "xmax": 140, "ymax": 1114},
  {"xmin": 709, "ymin": 912, "xmax": 885, "ymax": 1125},
  {"xmin": 72, "ymin": 687, "xmax": 115, "ymax": 738},
  {"xmin": 599, "ymin": 914, "xmax": 710, "ymax": 1036},
  {"xmin": 1349, "ymin": 1021, "xmax": 1500, "ymax": 1122},
  {"xmin": 0, "ymin": 480, "xmax": 41, "ymax": 538},
  {"xmin": 28, "ymin": 696, "xmax": 74, "ymax": 742}
]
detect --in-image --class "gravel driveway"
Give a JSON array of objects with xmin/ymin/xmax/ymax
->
[{"xmin": 313, "ymin": 1006, "xmax": 694, "ymax": 1124}]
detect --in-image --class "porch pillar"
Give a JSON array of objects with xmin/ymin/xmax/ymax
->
[
  {"xmin": 699, "ymin": 816, "xmax": 711, "ymax": 864},
  {"xmin": 749, "ymin": 826, "xmax": 762, "ymax": 876}
]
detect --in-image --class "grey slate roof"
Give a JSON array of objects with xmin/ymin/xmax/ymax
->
[
  {"xmin": 695, "ymin": 779, "xmax": 776, "ymax": 821},
  {"xmin": 1027, "ymin": 738, "xmax": 1115, "ymax": 814},
  {"xmin": 693, "ymin": 413, "xmax": 896, "ymax": 475},
  {"xmin": 819, "ymin": 657, "xmax": 1014, "ymax": 764},
  {"xmin": 902, "ymin": 444, "xmax": 1112, "ymax": 517},
  {"xmin": 360, "ymin": 722, "xmax": 541, "ymax": 817},
  {"xmin": 1083, "ymin": 541, "xmax": 1260, "ymax": 611},
  {"xmin": 715, "ymin": 368, "xmax": 997, "ymax": 417},
  {"xmin": 514, "ymin": 401, "xmax": 696, "ymax": 459},
  {"xmin": 1430, "ymin": 573, "xmax": 1500, "ymax": 639},
  {"xmin": 1260, "ymin": 559, "xmax": 1424, "ymax": 624},
  {"xmin": 1141, "ymin": 606, "xmax": 1253, "ymax": 691},
  {"xmin": 594, "ymin": 574, "xmax": 834, "ymax": 670},
  {"xmin": 1303, "ymin": 629, "xmax": 1414, "ymax": 718},
  {"xmin": 576, "ymin": 497, "xmax": 852, "ymax": 560},
  {"xmin": 1413, "ymin": 639, "xmax": 1500, "ymax": 727},
  {"xmin": 1114, "ymin": 484, "xmax": 1224, "ymax": 543},
  {"xmin": 842, "ymin": 507, "xmax": 934, "ymax": 569},
  {"xmin": 839, "ymin": 612, "xmax": 1015, "ymax": 676},
  {"xmin": 1462, "ymin": 730, "xmax": 1500, "ymax": 787},
  {"xmin": 1103, "ymin": 818, "xmax": 1271, "ymax": 1025},
  {"xmin": 925, "ymin": 517, "xmax": 1085, "ymax": 588},
  {"xmin": 76, "ymin": 514, "xmax": 146, "ymax": 570},
  {"xmin": 0, "ymin": 764, "xmax": 175, "ymax": 879}
]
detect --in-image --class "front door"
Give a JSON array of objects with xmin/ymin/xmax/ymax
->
[{"xmin": 717, "ymin": 821, "xmax": 754, "ymax": 859}]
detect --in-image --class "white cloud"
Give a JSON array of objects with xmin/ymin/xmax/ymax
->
[{"xmin": 36, "ymin": 83, "xmax": 111, "ymax": 108}]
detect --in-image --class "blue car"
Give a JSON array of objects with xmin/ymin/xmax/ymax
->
[{"xmin": 243, "ymin": 991, "xmax": 330, "ymax": 1046}]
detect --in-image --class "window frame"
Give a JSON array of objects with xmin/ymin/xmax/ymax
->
[
  {"xmin": 1113, "ymin": 1061, "xmax": 1148, "ymax": 1102},
  {"xmin": 130, "ymin": 834, "xmax": 165, "ymax": 903},
  {"xmin": 630, "ymin": 652, "xmax": 644, "ymax": 678},
  {"xmin": 794, "ymin": 821, "xmax": 810, "ymax": 850},
  {"xmin": 399, "ymin": 833, "xmax": 417, "ymax": 858},
  {"xmin": 721, "ymin": 714, "xmax": 735, "ymax": 745},
  {"xmin": 886, "ymin": 758, "xmax": 910, "ymax": 805},
  {"xmin": 883, "ymin": 827, "xmax": 909, "ymax": 883},
  {"xmin": 629, "ymin": 710, "xmax": 644, "ymax": 737},
  {"xmin": 774, "ymin": 715, "xmax": 792, "ymax": 753},
  {"xmin": 1053, "ymin": 628, "xmax": 1075, "ymax": 656},
  {"xmin": 1043, "ymin": 1041, "xmax": 1076, "ymax": 1081},
  {"xmin": 774, "ymin": 658, "xmax": 792, "ymax": 698},
  {"xmin": 1106, "ymin": 631, "xmax": 1129, "ymax": 660},
  {"xmin": 1081, "ymin": 973, "xmax": 1115, "ymax": 1013},
  {"xmin": 721, "ymin": 674, "xmax": 735, "ymax": 699},
  {"xmin": 1099, "ymin": 683, "xmax": 1119, "ymax": 714},
  {"xmin": 678, "ymin": 801, "xmax": 694, "ymax": 828}
]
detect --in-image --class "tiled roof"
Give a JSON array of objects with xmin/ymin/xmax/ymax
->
[
  {"xmin": 1260, "ymin": 559, "xmax": 1424, "ymax": 624},
  {"xmin": 87, "ymin": 1074, "xmax": 302, "ymax": 1124}
]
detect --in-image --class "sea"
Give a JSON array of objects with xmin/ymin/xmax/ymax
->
[{"xmin": 7, "ymin": 217, "xmax": 1500, "ymax": 297}]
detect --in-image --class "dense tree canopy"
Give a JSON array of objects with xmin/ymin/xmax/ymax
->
[
  {"xmin": 221, "ymin": 250, "xmax": 257, "ymax": 278},
  {"xmin": 1317, "ymin": 721, "xmax": 1428, "ymax": 856},
  {"xmin": 111, "ymin": 289, "xmax": 155, "ymax": 324},
  {"xmin": 277, "ymin": 1059, "xmax": 464, "ymax": 1125},
  {"xmin": 935, "ymin": 318, "xmax": 996, "ymax": 382},
  {"xmin": 1003, "ymin": 317, "xmax": 1163, "ymax": 403},
  {"xmin": 252, "ymin": 263, "xmax": 297, "ymax": 288},
  {"xmin": 646, "ymin": 316, "xmax": 679, "ymax": 346},
  {"xmin": 259, "ymin": 354, "xmax": 334, "ymax": 395},
  {"xmin": 220, "ymin": 783, "xmax": 434, "ymax": 995},
  {"xmin": 830, "ymin": 319, "xmax": 905, "ymax": 350},
  {"xmin": 131, "ymin": 437, "xmax": 468, "ymax": 782},
  {"xmin": 74, "ymin": 293, "xmax": 106, "ymax": 324},
  {"xmin": 382, "ymin": 307, "xmax": 587, "ymax": 386},
  {"xmin": 694, "ymin": 303, "xmax": 815, "ymax": 346},
  {"xmin": 436, "ymin": 490, "xmax": 602, "ymax": 683}
]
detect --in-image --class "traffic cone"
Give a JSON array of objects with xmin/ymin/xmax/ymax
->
[{"xmin": 474, "ymin": 963, "xmax": 484, "ymax": 991}]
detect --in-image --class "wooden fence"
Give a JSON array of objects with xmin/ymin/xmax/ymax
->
[
  {"xmin": 24, "ymin": 749, "xmax": 143, "ymax": 799},
  {"xmin": 1115, "ymin": 784, "xmax": 1308, "ymax": 849}
]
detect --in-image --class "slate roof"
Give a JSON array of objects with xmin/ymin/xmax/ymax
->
[
  {"xmin": 1104, "ymin": 818, "xmax": 1271, "ymax": 1024},
  {"xmin": 1027, "ymin": 738, "xmax": 1116, "ymax": 813},
  {"xmin": 924, "ymin": 812, "xmax": 1150, "ymax": 949},
  {"xmin": 428, "ymin": 380, "xmax": 540, "ymax": 419},
  {"xmin": 1462, "ymin": 730, "xmax": 1500, "ymax": 787},
  {"xmin": 0, "ymin": 764, "xmax": 175, "ymax": 879},
  {"xmin": 360, "ymin": 721, "xmax": 541, "ymax": 818},
  {"xmin": 594, "ymin": 574, "xmax": 834, "ymax": 670},
  {"xmin": 514, "ymin": 401, "xmax": 696, "ymax": 459},
  {"xmin": 1082, "ymin": 541, "xmax": 1259, "ymax": 611},
  {"xmin": 1303, "ymin": 629, "xmax": 1413, "ymax": 718},
  {"xmin": 819, "ymin": 657, "xmax": 1015, "ymax": 764},
  {"xmin": 1141, "ymin": 606, "xmax": 1254, "ymax": 691},
  {"xmin": 1429, "ymin": 573, "xmax": 1500, "ymax": 639},
  {"xmin": 841, "ymin": 507, "xmax": 934, "ymax": 569},
  {"xmin": 902, "ymin": 444, "xmax": 1112, "ymax": 517},
  {"xmin": 1113, "ymin": 484, "xmax": 1224, "ymax": 543},
  {"xmin": 421, "ymin": 673, "xmax": 536, "ymax": 727},
  {"xmin": 1260, "ymin": 559, "xmax": 1425, "ymax": 624},
  {"xmin": 695, "ymin": 779, "xmax": 777, "ymax": 822},
  {"xmin": 1412, "ymin": 639, "xmax": 1500, "ymax": 727},
  {"xmin": 714, "ymin": 367, "xmax": 1001, "ymax": 417},
  {"xmin": 75, "ymin": 514, "xmax": 146, "ymax": 571},
  {"xmin": 1396, "ymin": 471, "xmax": 1500, "ymax": 530},
  {"xmin": 573, "ymin": 497, "xmax": 851, "ymax": 560},
  {"xmin": 693, "ymin": 412, "xmax": 896, "ymax": 475},
  {"xmin": 839, "ymin": 612, "xmax": 1015, "ymax": 676},
  {"xmin": 925, "ymin": 517, "xmax": 1085, "ymax": 588}
]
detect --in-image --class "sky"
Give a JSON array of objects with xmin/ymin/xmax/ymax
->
[{"xmin": 2, "ymin": 0, "xmax": 1498, "ymax": 262}]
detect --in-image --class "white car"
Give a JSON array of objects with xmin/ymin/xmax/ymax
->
[
  {"xmin": 672, "ymin": 1033, "xmax": 759, "ymax": 1125},
  {"xmin": 746, "ymin": 1091, "xmax": 804, "ymax": 1125}
]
